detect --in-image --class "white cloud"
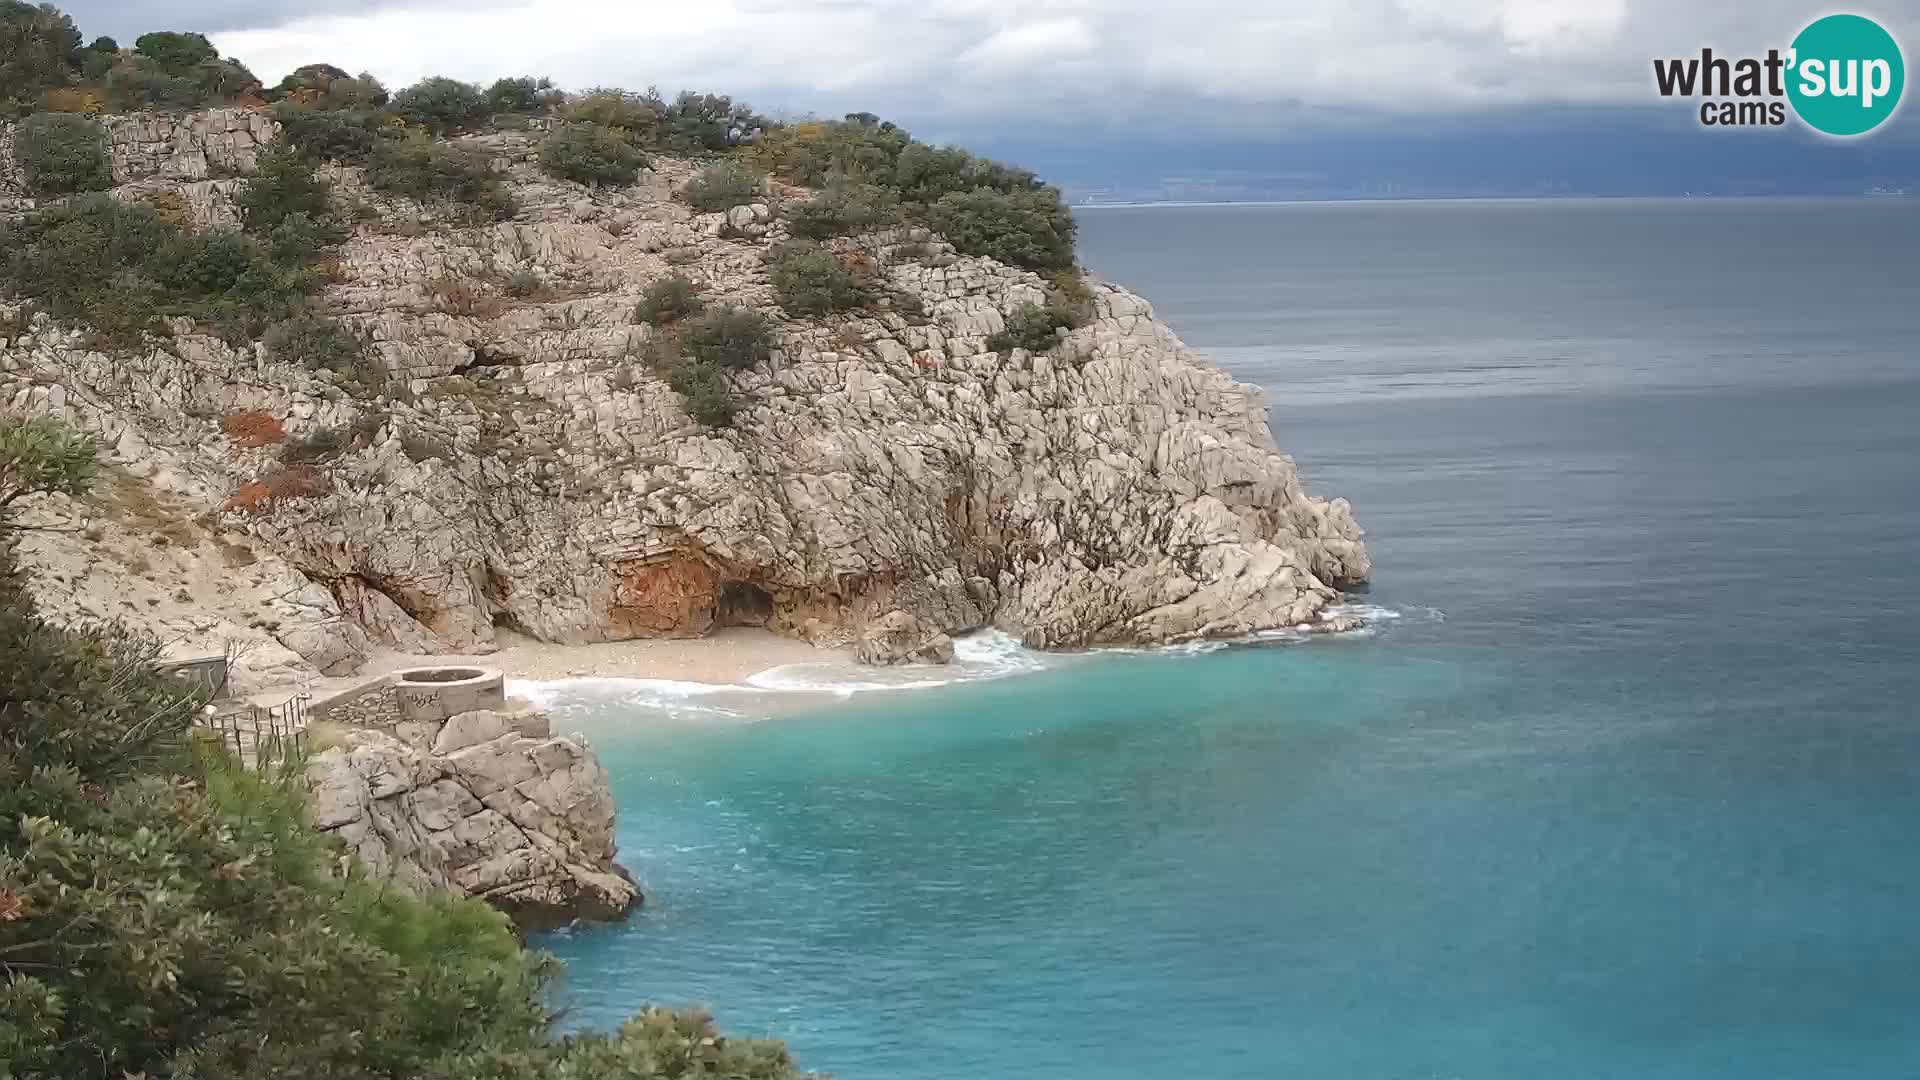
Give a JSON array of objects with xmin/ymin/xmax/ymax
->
[{"xmin": 207, "ymin": 0, "xmax": 1920, "ymax": 131}]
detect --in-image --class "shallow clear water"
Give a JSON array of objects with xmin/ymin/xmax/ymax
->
[{"xmin": 538, "ymin": 199, "xmax": 1920, "ymax": 1079}]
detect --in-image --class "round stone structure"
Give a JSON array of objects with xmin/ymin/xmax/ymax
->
[{"xmin": 391, "ymin": 666, "xmax": 506, "ymax": 724}]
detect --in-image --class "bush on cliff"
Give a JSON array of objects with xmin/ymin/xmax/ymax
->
[
  {"xmin": 988, "ymin": 302, "xmax": 1071, "ymax": 353},
  {"xmin": 784, "ymin": 179, "xmax": 900, "ymax": 240},
  {"xmin": 392, "ymin": 74, "xmax": 488, "ymax": 134},
  {"xmin": 0, "ymin": 417, "xmax": 810, "ymax": 1080},
  {"xmin": 635, "ymin": 274, "xmax": 703, "ymax": 326},
  {"xmin": 542, "ymin": 122, "xmax": 647, "ymax": 187},
  {"xmin": 487, "ymin": 75, "xmax": 562, "ymax": 116},
  {"xmin": 100, "ymin": 31, "xmax": 259, "ymax": 111},
  {"xmin": 366, "ymin": 134, "xmax": 517, "ymax": 221},
  {"xmin": 14, "ymin": 110, "xmax": 111, "ymax": 195},
  {"xmin": 771, "ymin": 242, "xmax": 868, "ymax": 317},
  {"xmin": 2, "ymin": 195, "xmax": 317, "ymax": 347},
  {"xmin": 264, "ymin": 314, "xmax": 372, "ymax": 378},
  {"xmin": 0, "ymin": 0, "xmax": 84, "ymax": 112},
  {"xmin": 270, "ymin": 102, "xmax": 389, "ymax": 163},
  {"xmin": 683, "ymin": 160, "xmax": 760, "ymax": 212},
  {"xmin": 236, "ymin": 142, "xmax": 346, "ymax": 260},
  {"xmin": 667, "ymin": 359, "xmax": 737, "ymax": 427},
  {"xmin": 684, "ymin": 306, "xmax": 773, "ymax": 370},
  {"xmin": 925, "ymin": 187, "xmax": 1076, "ymax": 272}
]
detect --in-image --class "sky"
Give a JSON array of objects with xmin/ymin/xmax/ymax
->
[{"xmin": 55, "ymin": 0, "xmax": 1920, "ymax": 195}]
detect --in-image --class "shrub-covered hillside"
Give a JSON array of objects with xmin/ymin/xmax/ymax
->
[
  {"xmin": 0, "ymin": 421, "xmax": 817, "ymax": 1080},
  {"xmin": 2, "ymin": 0, "xmax": 1081, "ymax": 426}
]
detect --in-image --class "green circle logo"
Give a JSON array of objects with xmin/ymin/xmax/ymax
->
[{"xmin": 1787, "ymin": 14, "xmax": 1905, "ymax": 136}]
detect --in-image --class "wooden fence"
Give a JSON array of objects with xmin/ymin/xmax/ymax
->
[{"xmin": 196, "ymin": 693, "xmax": 310, "ymax": 771}]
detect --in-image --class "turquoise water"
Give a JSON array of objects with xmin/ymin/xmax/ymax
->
[{"xmin": 538, "ymin": 199, "xmax": 1920, "ymax": 1078}]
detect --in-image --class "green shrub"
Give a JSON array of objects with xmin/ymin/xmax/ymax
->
[
  {"xmin": 925, "ymin": 187, "xmax": 1077, "ymax": 272},
  {"xmin": 102, "ymin": 35, "xmax": 258, "ymax": 111},
  {"xmin": 263, "ymin": 314, "xmax": 369, "ymax": 375},
  {"xmin": 562, "ymin": 87, "xmax": 662, "ymax": 133},
  {"xmin": 784, "ymin": 180, "xmax": 899, "ymax": 240},
  {"xmin": 367, "ymin": 135, "xmax": 516, "ymax": 221},
  {"xmin": 541, "ymin": 123, "xmax": 646, "ymax": 187},
  {"xmin": 132, "ymin": 29, "xmax": 214, "ymax": 70},
  {"xmin": 683, "ymin": 160, "xmax": 760, "ymax": 212},
  {"xmin": 14, "ymin": 110, "xmax": 110, "ymax": 195},
  {"xmin": 655, "ymin": 90, "xmax": 763, "ymax": 155},
  {"xmin": 1, "ymin": 195, "xmax": 315, "ymax": 347},
  {"xmin": 770, "ymin": 243, "xmax": 867, "ymax": 317},
  {"xmin": 988, "ymin": 302, "xmax": 1071, "ymax": 353},
  {"xmin": 485, "ymin": 75, "xmax": 559, "ymax": 115},
  {"xmin": 667, "ymin": 360, "xmax": 736, "ymax": 427},
  {"xmin": 270, "ymin": 104, "xmax": 387, "ymax": 163},
  {"xmin": 634, "ymin": 274, "xmax": 703, "ymax": 326},
  {"xmin": 392, "ymin": 75, "xmax": 487, "ymax": 134},
  {"xmin": 683, "ymin": 306, "xmax": 772, "ymax": 370},
  {"xmin": 278, "ymin": 426, "xmax": 343, "ymax": 464},
  {"xmin": 236, "ymin": 142, "xmax": 345, "ymax": 259},
  {"xmin": 0, "ymin": 1, "xmax": 83, "ymax": 110}
]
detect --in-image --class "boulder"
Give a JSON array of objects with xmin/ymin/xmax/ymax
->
[
  {"xmin": 305, "ymin": 710, "xmax": 640, "ymax": 929},
  {"xmin": 855, "ymin": 609, "xmax": 956, "ymax": 666}
]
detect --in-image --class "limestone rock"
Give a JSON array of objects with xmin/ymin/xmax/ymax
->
[
  {"xmin": 856, "ymin": 609, "xmax": 956, "ymax": 665},
  {"xmin": 305, "ymin": 708, "xmax": 639, "ymax": 928},
  {"xmin": 0, "ymin": 112, "xmax": 1372, "ymax": 671}
]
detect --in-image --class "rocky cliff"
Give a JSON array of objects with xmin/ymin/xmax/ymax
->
[
  {"xmin": 305, "ymin": 693, "xmax": 639, "ymax": 928},
  {"xmin": 1, "ymin": 109, "xmax": 1369, "ymax": 688}
]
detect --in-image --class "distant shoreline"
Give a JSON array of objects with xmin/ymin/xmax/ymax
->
[{"xmin": 1070, "ymin": 192, "xmax": 1912, "ymax": 209}]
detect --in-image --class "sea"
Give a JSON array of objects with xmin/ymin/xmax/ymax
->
[{"xmin": 530, "ymin": 198, "xmax": 1920, "ymax": 1079}]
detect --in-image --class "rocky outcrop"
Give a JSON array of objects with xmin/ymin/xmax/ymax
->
[
  {"xmin": 1, "ymin": 110, "xmax": 1370, "ymax": 685},
  {"xmin": 305, "ymin": 701, "xmax": 640, "ymax": 928},
  {"xmin": 856, "ymin": 609, "xmax": 956, "ymax": 665}
]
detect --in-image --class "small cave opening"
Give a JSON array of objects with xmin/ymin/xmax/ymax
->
[{"xmin": 716, "ymin": 581, "xmax": 774, "ymax": 628}]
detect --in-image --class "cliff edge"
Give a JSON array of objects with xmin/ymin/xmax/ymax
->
[{"xmin": 0, "ymin": 109, "xmax": 1368, "ymax": 686}]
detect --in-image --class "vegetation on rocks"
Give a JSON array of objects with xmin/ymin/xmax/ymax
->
[
  {"xmin": 263, "ymin": 314, "xmax": 371, "ymax": 379},
  {"xmin": 771, "ymin": 242, "xmax": 870, "ymax": 316},
  {"xmin": 634, "ymin": 274, "xmax": 704, "ymax": 326},
  {"xmin": 0, "ymin": 195, "xmax": 318, "ymax": 347},
  {"xmin": 542, "ymin": 122, "xmax": 647, "ymax": 187},
  {"xmin": 684, "ymin": 306, "xmax": 774, "ymax": 370},
  {"xmin": 366, "ymin": 134, "xmax": 517, "ymax": 221},
  {"xmin": 666, "ymin": 360, "xmax": 737, "ymax": 427},
  {"xmin": 13, "ymin": 110, "xmax": 110, "ymax": 194},
  {"xmin": 392, "ymin": 74, "xmax": 489, "ymax": 134},
  {"xmin": 784, "ymin": 178, "xmax": 900, "ymax": 239},
  {"xmin": 988, "ymin": 302, "xmax": 1072, "ymax": 353},
  {"xmin": 683, "ymin": 159, "xmax": 760, "ymax": 211},
  {"xmin": 0, "ymin": 417, "xmax": 815, "ymax": 1080}
]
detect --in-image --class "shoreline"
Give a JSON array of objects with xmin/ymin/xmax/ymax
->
[{"xmin": 249, "ymin": 626, "xmax": 851, "ymax": 708}]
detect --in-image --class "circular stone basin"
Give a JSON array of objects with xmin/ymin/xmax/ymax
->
[{"xmin": 392, "ymin": 666, "xmax": 506, "ymax": 724}]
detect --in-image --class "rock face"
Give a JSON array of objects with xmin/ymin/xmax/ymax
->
[
  {"xmin": 0, "ymin": 110, "xmax": 1370, "ymax": 684},
  {"xmin": 305, "ymin": 702, "xmax": 640, "ymax": 928},
  {"xmin": 856, "ymin": 609, "xmax": 956, "ymax": 665}
]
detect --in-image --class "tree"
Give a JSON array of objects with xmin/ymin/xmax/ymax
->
[
  {"xmin": 393, "ymin": 75, "xmax": 488, "ymax": 134},
  {"xmin": 0, "ymin": 1, "xmax": 81, "ymax": 108},
  {"xmin": 924, "ymin": 186, "xmax": 1077, "ymax": 272},
  {"xmin": 14, "ymin": 111, "xmax": 111, "ymax": 195},
  {"xmin": 486, "ymin": 75, "xmax": 560, "ymax": 114},
  {"xmin": 541, "ymin": 123, "xmax": 647, "ymax": 187},
  {"xmin": 131, "ymin": 30, "xmax": 216, "ymax": 71}
]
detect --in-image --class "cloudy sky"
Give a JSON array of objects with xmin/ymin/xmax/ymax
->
[{"xmin": 55, "ymin": 0, "xmax": 1920, "ymax": 138}]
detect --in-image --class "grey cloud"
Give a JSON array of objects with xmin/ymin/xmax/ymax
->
[{"xmin": 169, "ymin": 0, "xmax": 1920, "ymax": 136}]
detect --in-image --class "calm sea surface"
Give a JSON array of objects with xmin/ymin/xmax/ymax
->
[{"xmin": 538, "ymin": 199, "xmax": 1920, "ymax": 1079}]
